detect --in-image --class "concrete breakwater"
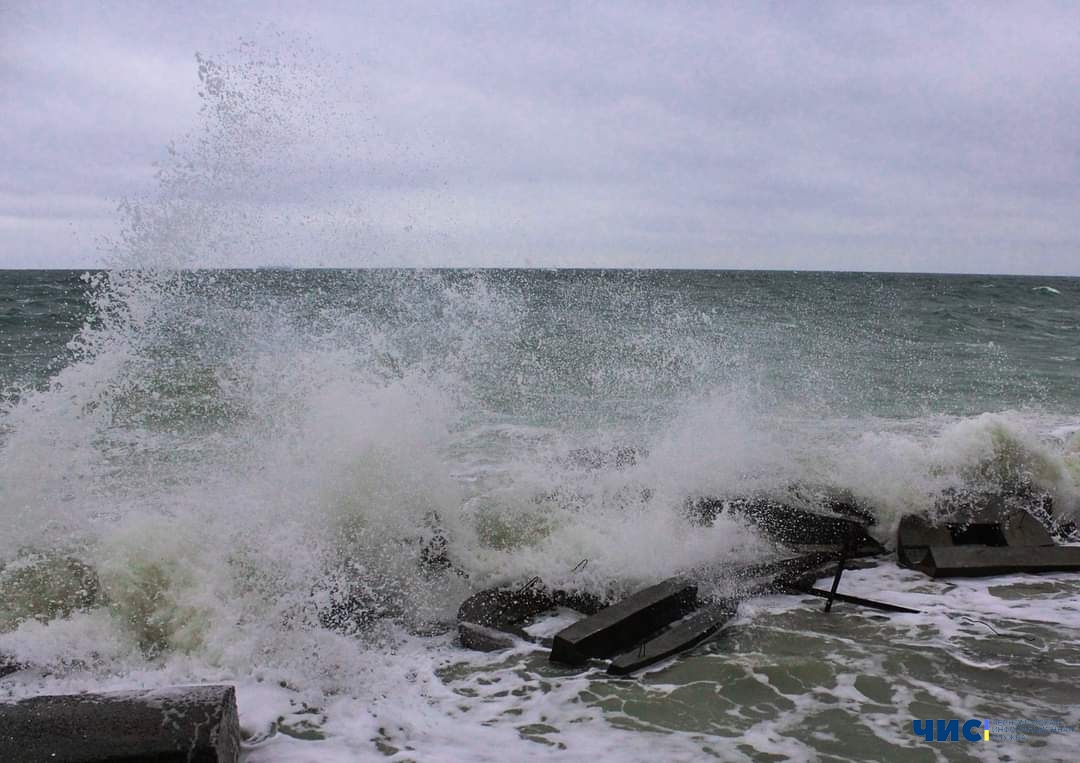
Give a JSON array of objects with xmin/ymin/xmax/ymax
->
[{"xmin": 0, "ymin": 684, "xmax": 239, "ymax": 763}]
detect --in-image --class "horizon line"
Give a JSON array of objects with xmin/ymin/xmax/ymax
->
[{"xmin": 1, "ymin": 265, "xmax": 1078, "ymax": 279}]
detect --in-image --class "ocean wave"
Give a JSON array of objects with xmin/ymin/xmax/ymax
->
[{"xmin": 3, "ymin": 39, "xmax": 1079, "ymax": 761}]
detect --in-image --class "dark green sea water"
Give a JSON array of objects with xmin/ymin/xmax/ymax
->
[{"xmin": 3, "ymin": 269, "xmax": 1079, "ymax": 417}]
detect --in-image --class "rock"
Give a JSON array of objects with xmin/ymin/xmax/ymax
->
[
  {"xmin": 418, "ymin": 531, "xmax": 456, "ymax": 576},
  {"xmin": 0, "ymin": 655, "xmax": 21, "ymax": 679},
  {"xmin": 456, "ymin": 582, "xmax": 609, "ymax": 651},
  {"xmin": 457, "ymin": 585, "xmax": 556, "ymax": 642},
  {"xmin": 0, "ymin": 684, "xmax": 240, "ymax": 763},
  {"xmin": 687, "ymin": 497, "xmax": 884, "ymax": 555}
]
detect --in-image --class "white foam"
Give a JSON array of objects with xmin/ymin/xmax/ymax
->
[{"xmin": 3, "ymin": 36, "xmax": 1080, "ymax": 762}]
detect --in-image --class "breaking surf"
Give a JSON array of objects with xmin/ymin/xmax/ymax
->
[{"xmin": 2, "ymin": 40, "xmax": 1080, "ymax": 762}]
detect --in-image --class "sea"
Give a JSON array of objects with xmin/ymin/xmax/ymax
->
[{"xmin": 0, "ymin": 267, "xmax": 1078, "ymax": 762}]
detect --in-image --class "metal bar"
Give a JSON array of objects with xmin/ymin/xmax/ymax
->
[
  {"xmin": 824, "ymin": 527, "xmax": 856, "ymax": 612},
  {"xmin": 793, "ymin": 586, "xmax": 920, "ymax": 614},
  {"xmin": 824, "ymin": 556, "xmax": 845, "ymax": 612}
]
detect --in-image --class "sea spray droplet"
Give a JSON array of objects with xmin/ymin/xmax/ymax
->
[{"xmin": 1, "ymin": 30, "xmax": 1080, "ymax": 762}]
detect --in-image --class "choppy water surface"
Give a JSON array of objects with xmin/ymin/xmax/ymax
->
[
  {"xmin": 1, "ymin": 267, "xmax": 1079, "ymax": 762},
  {"xmin": 3, "ymin": 34, "xmax": 1080, "ymax": 763}
]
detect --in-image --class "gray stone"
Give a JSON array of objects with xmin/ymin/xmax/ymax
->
[
  {"xmin": 0, "ymin": 684, "xmax": 240, "ymax": 763},
  {"xmin": 458, "ymin": 621, "xmax": 520, "ymax": 652},
  {"xmin": 912, "ymin": 546, "xmax": 1080, "ymax": 578},
  {"xmin": 0, "ymin": 655, "xmax": 21, "ymax": 679},
  {"xmin": 550, "ymin": 578, "xmax": 698, "ymax": 666},
  {"xmin": 607, "ymin": 600, "xmax": 738, "ymax": 676},
  {"xmin": 687, "ymin": 497, "xmax": 884, "ymax": 555}
]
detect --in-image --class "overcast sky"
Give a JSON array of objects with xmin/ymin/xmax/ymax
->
[{"xmin": 2, "ymin": 1, "xmax": 1079, "ymax": 273}]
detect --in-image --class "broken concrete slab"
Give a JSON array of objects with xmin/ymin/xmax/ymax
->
[
  {"xmin": 0, "ymin": 684, "xmax": 240, "ymax": 763},
  {"xmin": 904, "ymin": 545, "xmax": 1080, "ymax": 578},
  {"xmin": 553, "ymin": 553, "xmax": 845, "ymax": 673},
  {"xmin": 898, "ymin": 500, "xmax": 1080, "ymax": 578},
  {"xmin": 606, "ymin": 600, "xmax": 738, "ymax": 676},
  {"xmin": 550, "ymin": 578, "xmax": 698, "ymax": 666}
]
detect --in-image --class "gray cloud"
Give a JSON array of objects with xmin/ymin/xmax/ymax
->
[{"xmin": 2, "ymin": 0, "xmax": 1078, "ymax": 273}]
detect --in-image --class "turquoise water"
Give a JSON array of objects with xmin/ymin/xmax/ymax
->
[{"xmin": 4, "ymin": 268, "xmax": 1078, "ymax": 417}]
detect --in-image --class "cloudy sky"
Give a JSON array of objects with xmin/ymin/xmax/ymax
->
[{"xmin": 2, "ymin": 1, "xmax": 1079, "ymax": 273}]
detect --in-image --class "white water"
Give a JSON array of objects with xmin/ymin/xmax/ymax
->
[{"xmin": 2, "ymin": 39, "xmax": 1080, "ymax": 762}]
